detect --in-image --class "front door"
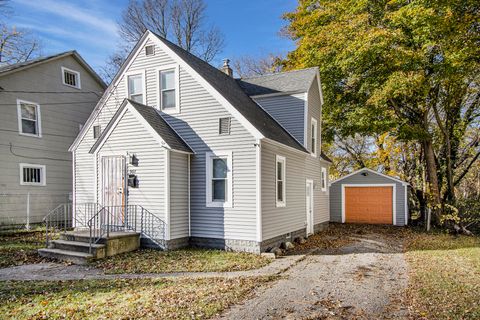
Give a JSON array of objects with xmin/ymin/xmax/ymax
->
[
  {"xmin": 101, "ymin": 156, "xmax": 126, "ymax": 225},
  {"xmin": 306, "ymin": 180, "xmax": 314, "ymax": 236}
]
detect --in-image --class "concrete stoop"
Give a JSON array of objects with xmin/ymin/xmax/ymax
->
[{"xmin": 38, "ymin": 231, "xmax": 141, "ymax": 265}]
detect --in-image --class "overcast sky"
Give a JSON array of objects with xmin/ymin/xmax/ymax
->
[{"xmin": 7, "ymin": 0, "xmax": 296, "ymax": 72}]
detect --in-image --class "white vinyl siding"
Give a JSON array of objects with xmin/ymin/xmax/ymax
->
[
  {"xmin": 170, "ymin": 152, "xmax": 189, "ymax": 239},
  {"xmin": 95, "ymin": 109, "xmax": 166, "ymax": 222},
  {"xmin": 61, "ymin": 67, "xmax": 81, "ymax": 89},
  {"xmin": 75, "ymin": 38, "xmax": 257, "ymax": 241},
  {"xmin": 17, "ymin": 100, "xmax": 41, "ymax": 137},
  {"xmin": 19, "ymin": 163, "xmax": 46, "ymax": 186}
]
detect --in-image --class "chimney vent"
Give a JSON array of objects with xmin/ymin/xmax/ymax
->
[{"xmin": 221, "ymin": 59, "xmax": 233, "ymax": 77}]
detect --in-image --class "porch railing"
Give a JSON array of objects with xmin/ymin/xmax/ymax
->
[
  {"xmin": 87, "ymin": 205, "xmax": 166, "ymax": 253},
  {"xmin": 43, "ymin": 203, "xmax": 101, "ymax": 247}
]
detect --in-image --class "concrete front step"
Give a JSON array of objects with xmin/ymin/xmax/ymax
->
[
  {"xmin": 38, "ymin": 248, "xmax": 94, "ymax": 265},
  {"xmin": 39, "ymin": 230, "xmax": 141, "ymax": 264},
  {"xmin": 50, "ymin": 240, "xmax": 106, "ymax": 258}
]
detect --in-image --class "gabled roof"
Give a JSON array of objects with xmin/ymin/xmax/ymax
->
[
  {"xmin": 0, "ymin": 51, "xmax": 107, "ymax": 88},
  {"xmin": 237, "ymin": 68, "xmax": 318, "ymax": 96},
  {"xmin": 151, "ymin": 32, "xmax": 308, "ymax": 153},
  {"xmin": 330, "ymin": 168, "xmax": 408, "ymax": 186},
  {"xmin": 90, "ymin": 99, "xmax": 193, "ymax": 154}
]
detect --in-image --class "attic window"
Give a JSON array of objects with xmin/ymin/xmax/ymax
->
[
  {"xmin": 62, "ymin": 67, "xmax": 81, "ymax": 89},
  {"xmin": 219, "ymin": 117, "xmax": 231, "ymax": 135},
  {"xmin": 145, "ymin": 45, "xmax": 155, "ymax": 56},
  {"xmin": 93, "ymin": 125, "xmax": 101, "ymax": 139}
]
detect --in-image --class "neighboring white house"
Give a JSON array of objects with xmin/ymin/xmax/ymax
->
[
  {"xmin": 69, "ymin": 31, "xmax": 331, "ymax": 252},
  {"xmin": 0, "ymin": 52, "xmax": 106, "ymax": 227}
]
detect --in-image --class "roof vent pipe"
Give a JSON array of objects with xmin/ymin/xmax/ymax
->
[{"xmin": 221, "ymin": 59, "xmax": 233, "ymax": 77}]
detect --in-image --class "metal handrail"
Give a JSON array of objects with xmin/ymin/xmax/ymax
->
[
  {"xmin": 86, "ymin": 204, "xmax": 167, "ymax": 253},
  {"xmin": 43, "ymin": 203, "xmax": 102, "ymax": 247}
]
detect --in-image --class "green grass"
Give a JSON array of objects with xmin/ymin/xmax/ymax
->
[
  {"xmin": 0, "ymin": 229, "xmax": 48, "ymax": 268},
  {"xmin": 94, "ymin": 248, "xmax": 273, "ymax": 274},
  {"xmin": 0, "ymin": 276, "xmax": 273, "ymax": 319},
  {"xmin": 405, "ymin": 232, "xmax": 480, "ymax": 319}
]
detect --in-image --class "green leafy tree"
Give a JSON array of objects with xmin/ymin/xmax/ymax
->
[{"xmin": 283, "ymin": 0, "xmax": 480, "ymax": 225}]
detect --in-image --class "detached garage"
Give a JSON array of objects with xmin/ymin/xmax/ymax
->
[{"xmin": 330, "ymin": 168, "xmax": 409, "ymax": 226}]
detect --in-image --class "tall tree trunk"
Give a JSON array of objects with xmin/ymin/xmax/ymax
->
[{"xmin": 423, "ymin": 139, "xmax": 442, "ymax": 225}]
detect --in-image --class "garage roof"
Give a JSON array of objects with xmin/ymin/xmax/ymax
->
[{"xmin": 330, "ymin": 168, "xmax": 409, "ymax": 186}]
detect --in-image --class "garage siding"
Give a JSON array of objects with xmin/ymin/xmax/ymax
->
[{"xmin": 330, "ymin": 170, "xmax": 407, "ymax": 226}]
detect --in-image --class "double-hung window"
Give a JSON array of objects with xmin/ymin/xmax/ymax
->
[
  {"xmin": 17, "ymin": 100, "xmax": 41, "ymax": 137},
  {"xmin": 321, "ymin": 167, "xmax": 327, "ymax": 192},
  {"xmin": 20, "ymin": 163, "xmax": 46, "ymax": 186},
  {"xmin": 311, "ymin": 118, "xmax": 318, "ymax": 157},
  {"xmin": 157, "ymin": 65, "xmax": 179, "ymax": 113},
  {"xmin": 127, "ymin": 73, "xmax": 144, "ymax": 103},
  {"xmin": 276, "ymin": 155, "xmax": 286, "ymax": 207},
  {"xmin": 206, "ymin": 151, "xmax": 232, "ymax": 207}
]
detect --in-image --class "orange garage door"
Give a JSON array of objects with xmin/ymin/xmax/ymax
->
[{"xmin": 345, "ymin": 186, "xmax": 393, "ymax": 224}]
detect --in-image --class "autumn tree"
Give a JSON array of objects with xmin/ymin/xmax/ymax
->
[
  {"xmin": 283, "ymin": 0, "xmax": 480, "ymax": 226},
  {"xmin": 102, "ymin": 0, "xmax": 224, "ymax": 82},
  {"xmin": 233, "ymin": 54, "xmax": 283, "ymax": 78}
]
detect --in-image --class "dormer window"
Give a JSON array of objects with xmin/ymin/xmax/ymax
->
[
  {"xmin": 157, "ymin": 65, "xmax": 179, "ymax": 113},
  {"xmin": 62, "ymin": 67, "xmax": 81, "ymax": 89},
  {"xmin": 127, "ymin": 72, "xmax": 145, "ymax": 103}
]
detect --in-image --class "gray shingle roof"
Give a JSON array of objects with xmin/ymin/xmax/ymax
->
[
  {"xmin": 0, "ymin": 51, "xmax": 106, "ymax": 88},
  {"xmin": 90, "ymin": 99, "xmax": 193, "ymax": 154},
  {"xmin": 152, "ymin": 33, "xmax": 308, "ymax": 153},
  {"xmin": 0, "ymin": 52, "xmax": 74, "ymax": 74},
  {"xmin": 237, "ymin": 68, "xmax": 318, "ymax": 96}
]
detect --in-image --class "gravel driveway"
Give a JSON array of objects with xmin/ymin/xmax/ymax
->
[{"xmin": 218, "ymin": 232, "xmax": 410, "ymax": 319}]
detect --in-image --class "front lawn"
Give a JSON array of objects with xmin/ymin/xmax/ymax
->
[
  {"xmin": 0, "ymin": 229, "xmax": 47, "ymax": 268},
  {"xmin": 94, "ymin": 248, "xmax": 272, "ymax": 274},
  {"xmin": 0, "ymin": 276, "xmax": 272, "ymax": 319},
  {"xmin": 405, "ymin": 232, "xmax": 480, "ymax": 319}
]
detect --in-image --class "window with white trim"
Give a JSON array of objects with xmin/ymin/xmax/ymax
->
[
  {"xmin": 127, "ymin": 73, "xmax": 144, "ymax": 103},
  {"xmin": 20, "ymin": 163, "xmax": 46, "ymax": 186},
  {"xmin": 17, "ymin": 100, "xmax": 41, "ymax": 137},
  {"xmin": 159, "ymin": 69, "xmax": 176, "ymax": 110},
  {"xmin": 311, "ymin": 118, "xmax": 318, "ymax": 157},
  {"xmin": 276, "ymin": 155, "xmax": 286, "ymax": 207},
  {"xmin": 321, "ymin": 167, "xmax": 327, "ymax": 192},
  {"xmin": 62, "ymin": 67, "xmax": 81, "ymax": 89},
  {"xmin": 206, "ymin": 151, "xmax": 232, "ymax": 207}
]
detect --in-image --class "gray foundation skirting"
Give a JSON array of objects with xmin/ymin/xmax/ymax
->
[{"xmin": 141, "ymin": 221, "xmax": 329, "ymax": 253}]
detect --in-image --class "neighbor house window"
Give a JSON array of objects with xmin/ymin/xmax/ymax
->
[
  {"xmin": 321, "ymin": 167, "xmax": 327, "ymax": 192},
  {"xmin": 17, "ymin": 100, "xmax": 41, "ymax": 137},
  {"xmin": 206, "ymin": 151, "xmax": 232, "ymax": 207},
  {"xmin": 127, "ymin": 73, "xmax": 144, "ymax": 103},
  {"xmin": 276, "ymin": 155, "xmax": 286, "ymax": 207},
  {"xmin": 62, "ymin": 67, "xmax": 81, "ymax": 89},
  {"xmin": 219, "ymin": 117, "xmax": 231, "ymax": 135},
  {"xmin": 311, "ymin": 118, "xmax": 318, "ymax": 157},
  {"xmin": 20, "ymin": 163, "xmax": 46, "ymax": 186},
  {"xmin": 145, "ymin": 45, "xmax": 155, "ymax": 56}
]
